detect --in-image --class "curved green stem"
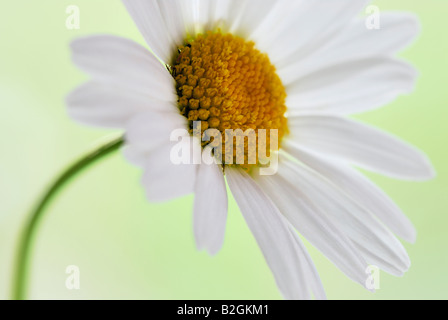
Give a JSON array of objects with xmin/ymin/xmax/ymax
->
[{"xmin": 11, "ymin": 136, "xmax": 125, "ymax": 300}]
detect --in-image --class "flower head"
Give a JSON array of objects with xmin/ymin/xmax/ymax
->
[{"xmin": 67, "ymin": 0, "xmax": 434, "ymax": 299}]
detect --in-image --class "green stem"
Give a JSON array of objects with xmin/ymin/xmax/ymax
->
[{"xmin": 11, "ymin": 136, "xmax": 125, "ymax": 300}]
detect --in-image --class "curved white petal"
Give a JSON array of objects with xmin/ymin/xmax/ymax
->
[
  {"xmin": 285, "ymin": 57, "xmax": 417, "ymax": 115},
  {"xmin": 155, "ymin": 0, "xmax": 220, "ymax": 43},
  {"xmin": 66, "ymin": 82, "xmax": 161, "ymax": 129},
  {"xmin": 250, "ymin": 0, "xmax": 371, "ymax": 67},
  {"xmin": 151, "ymin": 0, "xmax": 276, "ymax": 46},
  {"xmin": 284, "ymin": 143, "xmax": 417, "ymax": 243},
  {"xmin": 256, "ymin": 173, "xmax": 369, "ymax": 287},
  {"xmin": 125, "ymin": 110, "xmax": 188, "ymax": 152},
  {"xmin": 70, "ymin": 35, "xmax": 176, "ymax": 102},
  {"xmin": 227, "ymin": 0, "xmax": 278, "ymax": 38},
  {"xmin": 124, "ymin": 0, "xmax": 267, "ymax": 63},
  {"xmin": 191, "ymin": 0, "xmax": 224, "ymax": 33},
  {"xmin": 288, "ymin": 115, "xmax": 435, "ymax": 181},
  {"xmin": 123, "ymin": 109, "xmax": 187, "ymax": 169},
  {"xmin": 208, "ymin": 0, "xmax": 242, "ymax": 32},
  {"xmin": 155, "ymin": 0, "xmax": 191, "ymax": 48},
  {"xmin": 141, "ymin": 136, "xmax": 201, "ymax": 202},
  {"xmin": 121, "ymin": 0, "xmax": 178, "ymax": 63},
  {"xmin": 279, "ymin": 158, "xmax": 411, "ymax": 276},
  {"xmin": 193, "ymin": 151, "xmax": 228, "ymax": 256},
  {"xmin": 287, "ymin": 227, "xmax": 326, "ymax": 300},
  {"xmin": 158, "ymin": 0, "xmax": 226, "ymax": 37},
  {"xmin": 226, "ymin": 167, "xmax": 321, "ymax": 300},
  {"xmin": 279, "ymin": 12, "xmax": 421, "ymax": 86}
]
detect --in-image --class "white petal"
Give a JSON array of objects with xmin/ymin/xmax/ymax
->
[
  {"xmin": 250, "ymin": 0, "xmax": 371, "ymax": 67},
  {"xmin": 193, "ymin": 151, "xmax": 228, "ymax": 256},
  {"xmin": 208, "ymin": 0, "xmax": 239, "ymax": 31},
  {"xmin": 70, "ymin": 35, "xmax": 176, "ymax": 102},
  {"xmin": 228, "ymin": 0, "xmax": 278, "ymax": 38},
  {"xmin": 123, "ymin": 109, "xmax": 189, "ymax": 169},
  {"xmin": 287, "ymin": 227, "xmax": 326, "ymax": 300},
  {"xmin": 256, "ymin": 172, "xmax": 369, "ymax": 287},
  {"xmin": 226, "ymin": 167, "xmax": 315, "ymax": 300},
  {"xmin": 141, "ymin": 136, "xmax": 201, "ymax": 202},
  {"xmin": 279, "ymin": 158, "xmax": 411, "ymax": 276},
  {"xmin": 284, "ymin": 143, "xmax": 417, "ymax": 243},
  {"xmin": 66, "ymin": 82, "xmax": 160, "ymax": 128},
  {"xmin": 288, "ymin": 115, "xmax": 435, "ymax": 181},
  {"xmin": 125, "ymin": 110, "xmax": 188, "ymax": 152},
  {"xmin": 158, "ymin": 0, "xmax": 246, "ymax": 39},
  {"xmin": 156, "ymin": 0, "xmax": 274, "ymax": 40},
  {"xmin": 121, "ymin": 0, "xmax": 177, "ymax": 63},
  {"xmin": 159, "ymin": 0, "xmax": 206, "ymax": 36},
  {"xmin": 156, "ymin": 0, "xmax": 213, "ymax": 42},
  {"xmin": 285, "ymin": 57, "xmax": 417, "ymax": 115},
  {"xmin": 191, "ymin": 0, "xmax": 215, "ymax": 33},
  {"xmin": 278, "ymin": 12, "xmax": 421, "ymax": 85},
  {"xmin": 155, "ymin": 0, "xmax": 191, "ymax": 48},
  {"xmin": 124, "ymin": 0, "xmax": 255, "ymax": 61}
]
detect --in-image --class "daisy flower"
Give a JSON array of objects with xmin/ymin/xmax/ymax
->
[{"xmin": 65, "ymin": 0, "xmax": 434, "ymax": 299}]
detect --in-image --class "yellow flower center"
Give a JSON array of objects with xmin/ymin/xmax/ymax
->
[{"xmin": 170, "ymin": 31, "xmax": 288, "ymax": 171}]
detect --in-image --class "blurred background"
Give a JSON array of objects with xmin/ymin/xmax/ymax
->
[{"xmin": 0, "ymin": 0, "xmax": 447, "ymax": 300}]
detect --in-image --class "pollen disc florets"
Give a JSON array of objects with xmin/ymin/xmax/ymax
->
[{"xmin": 171, "ymin": 31, "xmax": 288, "ymax": 171}]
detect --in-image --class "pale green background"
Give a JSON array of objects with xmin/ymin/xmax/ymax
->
[{"xmin": 0, "ymin": 0, "xmax": 447, "ymax": 300}]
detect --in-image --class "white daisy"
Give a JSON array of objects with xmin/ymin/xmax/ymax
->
[{"xmin": 67, "ymin": 0, "xmax": 434, "ymax": 300}]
